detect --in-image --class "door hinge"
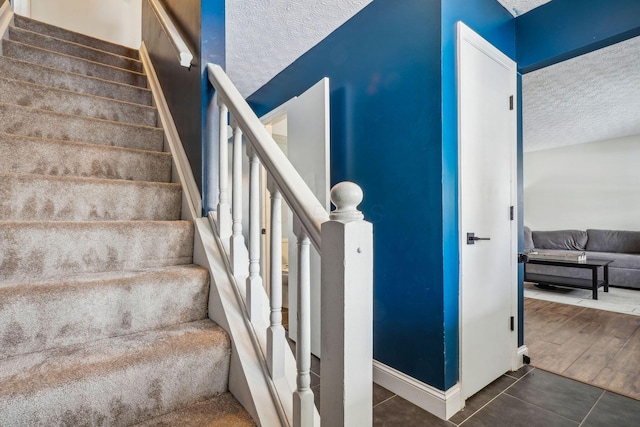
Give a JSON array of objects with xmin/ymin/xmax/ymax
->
[
  {"xmin": 509, "ymin": 95, "xmax": 514, "ymax": 110},
  {"xmin": 510, "ymin": 316, "xmax": 515, "ymax": 331},
  {"xmin": 510, "ymin": 206, "xmax": 514, "ymax": 220}
]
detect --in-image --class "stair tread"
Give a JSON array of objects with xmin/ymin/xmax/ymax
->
[
  {"xmin": 0, "ymin": 320, "xmax": 231, "ymax": 426},
  {"xmin": 0, "ymin": 102, "xmax": 164, "ymax": 151},
  {"xmin": 8, "ymin": 25, "xmax": 144, "ymax": 72},
  {"xmin": 134, "ymin": 393, "xmax": 256, "ymax": 427},
  {"xmin": 0, "ymin": 220, "xmax": 194, "ymax": 283},
  {"xmin": 0, "ymin": 265, "xmax": 210, "ymax": 358},
  {"xmin": 0, "ymin": 76, "xmax": 157, "ymax": 126},
  {"xmin": 3, "ymin": 39, "xmax": 147, "ymax": 87},
  {"xmin": 0, "ymin": 319, "xmax": 228, "ymax": 391},
  {"xmin": 13, "ymin": 14, "xmax": 139, "ymax": 59},
  {"xmin": 0, "ymin": 132, "xmax": 172, "ymax": 182},
  {"xmin": 0, "ymin": 56, "xmax": 152, "ymax": 105},
  {"xmin": 0, "ymin": 264, "xmax": 207, "ymax": 291}
]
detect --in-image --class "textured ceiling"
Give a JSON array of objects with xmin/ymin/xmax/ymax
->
[
  {"xmin": 496, "ymin": 0, "xmax": 552, "ymax": 16},
  {"xmin": 523, "ymin": 35, "xmax": 640, "ymax": 152},
  {"xmin": 226, "ymin": 0, "xmax": 372, "ymax": 97}
]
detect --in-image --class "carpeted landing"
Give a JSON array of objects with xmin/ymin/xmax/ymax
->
[{"xmin": 0, "ymin": 14, "xmax": 254, "ymax": 426}]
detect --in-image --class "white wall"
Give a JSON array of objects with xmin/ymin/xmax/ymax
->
[
  {"xmin": 30, "ymin": 0, "xmax": 141, "ymax": 48},
  {"xmin": 524, "ymin": 134, "xmax": 640, "ymax": 231},
  {"xmin": 226, "ymin": 0, "xmax": 372, "ymax": 97}
]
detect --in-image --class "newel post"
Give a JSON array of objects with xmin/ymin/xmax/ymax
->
[{"xmin": 321, "ymin": 182, "xmax": 373, "ymax": 427}]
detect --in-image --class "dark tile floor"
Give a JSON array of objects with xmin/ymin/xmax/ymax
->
[{"xmin": 306, "ymin": 359, "xmax": 640, "ymax": 426}]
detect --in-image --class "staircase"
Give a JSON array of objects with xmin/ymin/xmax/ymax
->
[{"xmin": 0, "ymin": 14, "xmax": 254, "ymax": 426}]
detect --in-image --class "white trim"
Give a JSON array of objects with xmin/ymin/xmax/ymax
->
[
  {"xmin": 513, "ymin": 345, "xmax": 529, "ymax": 371},
  {"xmin": 148, "ymin": 0, "xmax": 193, "ymax": 67},
  {"xmin": 258, "ymin": 96, "xmax": 296, "ymax": 124},
  {"xmin": 373, "ymin": 361, "xmax": 462, "ymax": 421},
  {"xmin": 10, "ymin": 0, "xmax": 29, "ymax": 17},
  {"xmin": 140, "ymin": 42, "xmax": 202, "ymax": 219},
  {"xmin": 0, "ymin": 1, "xmax": 13, "ymax": 39}
]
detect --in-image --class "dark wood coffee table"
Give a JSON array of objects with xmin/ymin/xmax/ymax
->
[{"xmin": 524, "ymin": 257, "xmax": 613, "ymax": 300}]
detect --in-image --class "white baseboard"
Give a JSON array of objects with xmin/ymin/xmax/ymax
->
[
  {"xmin": 139, "ymin": 42, "xmax": 202, "ymax": 220},
  {"xmin": 513, "ymin": 345, "xmax": 529, "ymax": 371},
  {"xmin": 373, "ymin": 361, "xmax": 462, "ymax": 420}
]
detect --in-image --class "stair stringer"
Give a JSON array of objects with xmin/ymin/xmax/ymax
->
[{"xmin": 140, "ymin": 42, "xmax": 291, "ymax": 426}]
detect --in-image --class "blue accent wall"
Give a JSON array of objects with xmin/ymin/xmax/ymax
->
[
  {"xmin": 517, "ymin": 0, "xmax": 640, "ymax": 73},
  {"xmin": 248, "ymin": 0, "xmax": 449, "ymax": 388},
  {"xmin": 441, "ymin": 0, "xmax": 516, "ymax": 389},
  {"xmin": 248, "ymin": 0, "xmax": 517, "ymax": 390}
]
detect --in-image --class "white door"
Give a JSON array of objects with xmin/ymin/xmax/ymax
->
[
  {"xmin": 260, "ymin": 78, "xmax": 330, "ymax": 358},
  {"xmin": 287, "ymin": 78, "xmax": 330, "ymax": 357},
  {"xmin": 458, "ymin": 22, "xmax": 517, "ymax": 400}
]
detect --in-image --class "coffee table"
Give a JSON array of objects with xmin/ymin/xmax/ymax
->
[{"xmin": 524, "ymin": 257, "xmax": 613, "ymax": 300}]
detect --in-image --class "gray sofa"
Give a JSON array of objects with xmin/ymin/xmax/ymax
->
[{"xmin": 524, "ymin": 227, "xmax": 640, "ymax": 290}]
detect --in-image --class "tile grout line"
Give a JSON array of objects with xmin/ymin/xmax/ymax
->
[
  {"xmin": 578, "ymin": 390, "xmax": 605, "ymax": 427},
  {"xmin": 503, "ymin": 393, "xmax": 582, "ymax": 425},
  {"xmin": 457, "ymin": 368, "xmax": 536, "ymax": 426},
  {"xmin": 372, "ymin": 395, "xmax": 397, "ymax": 409}
]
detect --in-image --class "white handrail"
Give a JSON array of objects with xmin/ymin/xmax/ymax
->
[
  {"xmin": 208, "ymin": 63, "xmax": 329, "ymax": 251},
  {"xmin": 148, "ymin": 0, "xmax": 194, "ymax": 68}
]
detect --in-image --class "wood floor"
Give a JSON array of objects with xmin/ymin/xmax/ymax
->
[{"xmin": 525, "ymin": 297, "xmax": 640, "ymax": 400}]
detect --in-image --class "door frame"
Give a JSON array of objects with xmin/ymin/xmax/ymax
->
[{"xmin": 457, "ymin": 21, "xmax": 522, "ymax": 401}]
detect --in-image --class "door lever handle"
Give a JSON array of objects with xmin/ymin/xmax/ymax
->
[{"xmin": 467, "ymin": 232, "xmax": 491, "ymax": 245}]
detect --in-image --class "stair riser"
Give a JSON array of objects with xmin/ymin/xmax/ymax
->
[
  {"xmin": 0, "ymin": 221, "xmax": 194, "ymax": 282},
  {"xmin": 0, "ymin": 104, "xmax": 164, "ymax": 151},
  {"xmin": 0, "ymin": 134, "xmax": 172, "ymax": 182},
  {"xmin": 13, "ymin": 15, "xmax": 139, "ymax": 59},
  {"xmin": 0, "ymin": 57, "xmax": 152, "ymax": 105},
  {"xmin": 0, "ymin": 323, "xmax": 229, "ymax": 426},
  {"xmin": 0, "ymin": 78, "xmax": 157, "ymax": 126},
  {"xmin": 8, "ymin": 26, "xmax": 144, "ymax": 72},
  {"xmin": 0, "ymin": 266, "xmax": 209, "ymax": 359},
  {"xmin": 0, "ymin": 175, "xmax": 182, "ymax": 222},
  {"xmin": 3, "ymin": 40, "xmax": 147, "ymax": 87}
]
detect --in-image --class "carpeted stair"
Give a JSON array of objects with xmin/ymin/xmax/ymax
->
[{"xmin": 0, "ymin": 14, "xmax": 254, "ymax": 426}]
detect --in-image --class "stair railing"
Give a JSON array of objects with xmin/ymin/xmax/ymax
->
[
  {"xmin": 208, "ymin": 63, "xmax": 373, "ymax": 427},
  {"xmin": 148, "ymin": 0, "xmax": 193, "ymax": 68}
]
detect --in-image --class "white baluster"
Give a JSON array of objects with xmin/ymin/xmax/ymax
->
[
  {"xmin": 267, "ymin": 179, "xmax": 285, "ymax": 378},
  {"xmin": 321, "ymin": 182, "xmax": 373, "ymax": 426},
  {"xmin": 293, "ymin": 224, "xmax": 314, "ymax": 427},
  {"xmin": 245, "ymin": 146, "xmax": 263, "ymax": 322},
  {"xmin": 217, "ymin": 99, "xmax": 231, "ymax": 239},
  {"xmin": 230, "ymin": 122, "xmax": 247, "ymax": 275}
]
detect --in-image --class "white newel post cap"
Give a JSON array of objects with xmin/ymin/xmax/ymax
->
[{"xmin": 330, "ymin": 182, "xmax": 364, "ymax": 222}]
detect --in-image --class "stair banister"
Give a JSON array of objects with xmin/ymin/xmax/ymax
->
[
  {"xmin": 208, "ymin": 64, "xmax": 329, "ymax": 250},
  {"xmin": 148, "ymin": 0, "xmax": 194, "ymax": 68},
  {"xmin": 208, "ymin": 62, "xmax": 373, "ymax": 427}
]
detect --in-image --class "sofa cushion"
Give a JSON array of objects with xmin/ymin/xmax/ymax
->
[
  {"xmin": 532, "ymin": 230, "xmax": 588, "ymax": 251},
  {"xmin": 524, "ymin": 226, "xmax": 534, "ymax": 251},
  {"xmin": 586, "ymin": 229, "xmax": 640, "ymax": 254}
]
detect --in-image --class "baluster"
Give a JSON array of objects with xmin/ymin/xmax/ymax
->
[
  {"xmin": 293, "ymin": 225, "xmax": 314, "ymax": 427},
  {"xmin": 267, "ymin": 180, "xmax": 285, "ymax": 378},
  {"xmin": 230, "ymin": 122, "xmax": 246, "ymax": 275},
  {"xmin": 217, "ymin": 99, "xmax": 231, "ymax": 238},
  {"xmin": 245, "ymin": 147, "xmax": 263, "ymax": 322}
]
